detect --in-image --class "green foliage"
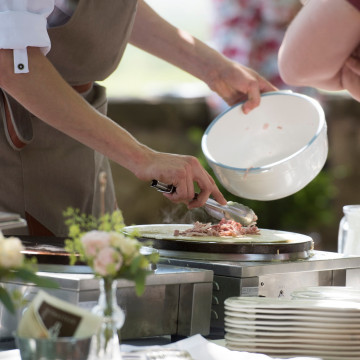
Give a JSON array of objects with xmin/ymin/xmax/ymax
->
[
  {"xmin": 0, "ymin": 287, "xmax": 15, "ymax": 314},
  {"xmin": 238, "ymin": 170, "xmax": 336, "ymax": 232}
]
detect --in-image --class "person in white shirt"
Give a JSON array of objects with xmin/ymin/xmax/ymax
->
[{"xmin": 0, "ymin": 0, "xmax": 276, "ymax": 236}]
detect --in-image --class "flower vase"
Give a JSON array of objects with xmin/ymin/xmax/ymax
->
[{"xmin": 90, "ymin": 278, "xmax": 125, "ymax": 359}]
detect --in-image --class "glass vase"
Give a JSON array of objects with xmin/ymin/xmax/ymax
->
[
  {"xmin": 338, "ymin": 205, "xmax": 360, "ymax": 255},
  {"xmin": 90, "ymin": 278, "xmax": 125, "ymax": 360}
]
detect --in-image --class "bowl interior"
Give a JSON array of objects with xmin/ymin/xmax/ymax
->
[{"xmin": 202, "ymin": 93, "xmax": 325, "ymax": 169}]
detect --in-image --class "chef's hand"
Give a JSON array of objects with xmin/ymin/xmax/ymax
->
[
  {"xmin": 134, "ymin": 150, "xmax": 227, "ymax": 208},
  {"xmin": 206, "ymin": 58, "xmax": 278, "ymax": 114}
]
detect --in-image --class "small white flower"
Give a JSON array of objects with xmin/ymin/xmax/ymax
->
[{"xmin": 0, "ymin": 237, "xmax": 24, "ymax": 268}]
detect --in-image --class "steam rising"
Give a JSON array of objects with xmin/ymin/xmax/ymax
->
[{"xmin": 160, "ymin": 204, "xmax": 218, "ymax": 224}]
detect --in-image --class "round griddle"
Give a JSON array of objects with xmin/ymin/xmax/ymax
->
[
  {"xmin": 18, "ymin": 236, "xmax": 76, "ymax": 265},
  {"xmin": 126, "ymin": 225, "xmax": 314, "ymax": 261},
  {"xmin": 17, "ymin": 236, "xmax": 158, "ymax": 271}
]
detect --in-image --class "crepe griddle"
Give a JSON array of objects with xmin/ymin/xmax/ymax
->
[
  {"xmin": 18, "ymin": 236, "xmax": 77, "ymax": 265},
  {"xmin": 126, "ymin": 225, "xmax": 314, "ymax": 261},
  {"xmin": 142, "ymin": 237, "xmax": 312, "ymax": 255}
]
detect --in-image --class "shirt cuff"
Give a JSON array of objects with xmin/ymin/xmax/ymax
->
[
  {"xmin": 13, "ymin": 49, "xmax": 29, "ymax": 74},
  {"xmin": 0, "ymin": 11, "xmax": 51, "ymax": 73}
]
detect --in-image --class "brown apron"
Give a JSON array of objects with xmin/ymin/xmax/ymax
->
[{"xmin": 0, "ymin": 0, "xmax": 138, "ymax": 236}]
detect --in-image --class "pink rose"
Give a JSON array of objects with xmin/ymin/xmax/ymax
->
[
  {"xmin": 81, "ymin": 231, "xmax": 111, "ymax": 257},
  {"xmin": 93, "ymin": 247, "xmax": 123, "ymax": 276}
]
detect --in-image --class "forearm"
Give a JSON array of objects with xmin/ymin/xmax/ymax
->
[
  {"xmin": 278, "ymin": 0, "xmax": 360, "ymax": 90},
  {"xmin": 130, "ymin": 0, "xmax": 225, "ymax": 85},
  {"xmin": 0, "ymin": 47, "xmax": 151, "ymax": 175},
  {"xmin": 129, "ymin": 0, "xmax": 277, "ymax": 112}
]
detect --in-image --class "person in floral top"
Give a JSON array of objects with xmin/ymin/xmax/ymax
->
[
  {"xmin": 211, "ymin": 0, "xmax": 301, "ymax": 88},
  {"xmin": 209, "ymin": 0, "xmax": 316, "ymax": 111}
]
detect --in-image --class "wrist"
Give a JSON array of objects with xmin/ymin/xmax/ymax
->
[
  {"xmin": 125, "ymin": 144, "xmax": 155, "ymax": 180},
  {"xmin": 205, "ymin": 55, "xmax": 233, "ymax": 93}
]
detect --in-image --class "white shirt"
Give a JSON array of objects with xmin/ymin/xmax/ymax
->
[{"xmin": 0, "ymin": 0, "xmax": 76, "ymax": 74}]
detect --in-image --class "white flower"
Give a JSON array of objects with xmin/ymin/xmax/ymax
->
[
  {"xmin": 0, "ymin": 237, "xmax": 24, "ymax": 268},
  {"xmin": 110, "ymin": 232, "xmax": 138, "ymax": 259},
  {"xmin": 81, "ymin": 231, "xmax": 111, "ymax": 257}
]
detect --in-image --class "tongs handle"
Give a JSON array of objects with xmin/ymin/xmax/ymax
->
[
  {"xmin": 151, "ymin": 180, "xmax": 176, "ymax": 194},
  {"xmin": 151, "ymin": 180, "xmax": 199, "ymax": 200}
]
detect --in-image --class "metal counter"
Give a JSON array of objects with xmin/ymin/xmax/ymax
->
[
  {"xmin": 0, "ymin": 264, "xmax": 213, "ymax": 341},
  {"xmin": 160, "ymin": 250, "xmax": 360, "ymax": 335}
]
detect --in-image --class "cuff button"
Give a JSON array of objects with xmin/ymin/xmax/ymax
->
[{"xmin": 18, "ymin": 63, "xmax": 25, "ymax": 70}]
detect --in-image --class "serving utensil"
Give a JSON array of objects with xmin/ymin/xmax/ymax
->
[{"xmin": 150, "ymin": 180, "xmax": 257, "ymax": 226}]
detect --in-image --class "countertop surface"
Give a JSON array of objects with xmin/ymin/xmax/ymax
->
[{"xmin": 1, "ymin": 335, "xmax": 321, "ymax": 360}]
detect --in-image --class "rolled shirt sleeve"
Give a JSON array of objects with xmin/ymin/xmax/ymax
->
[{"xmin": 0, "ymin": 1, "xmax": 55, "ymax": 73}]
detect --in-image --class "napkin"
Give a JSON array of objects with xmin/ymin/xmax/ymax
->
[
  {"xmin": 121, "ymin": 334, "xmax": 321, "ymax": 360},
  {"xmin": 17, "ymin": 290, "xmax": 102, "ymax": 338}
]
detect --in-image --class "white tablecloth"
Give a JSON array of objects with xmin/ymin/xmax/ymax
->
[
  {"xmin": 0, "ymin": 349, "xmax": 19, "ymax": 359},
  {"xmin": 0, "ymin": 335, "xmax": 321, "ymax": 360},
  {"xmin": 121, "ymin": 334, "xmax": 321, "ymax": 360}
]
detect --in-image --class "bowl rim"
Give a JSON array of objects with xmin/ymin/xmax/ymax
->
[{"xmin": 202, "ymin": 91, "xmax": 326, "ymax": 172}]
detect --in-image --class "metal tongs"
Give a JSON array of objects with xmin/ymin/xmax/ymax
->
[{"xmin": 151, "ymin": 180, "xmax": 257, "ymax": 226}]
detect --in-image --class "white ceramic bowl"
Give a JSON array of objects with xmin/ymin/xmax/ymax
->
[{"xmin": 202, "ymin": 92, "xmax": 328, "ymax": 201}]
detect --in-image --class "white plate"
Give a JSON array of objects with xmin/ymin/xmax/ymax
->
[
  {"xmin": 225, "ymin": 326, "xmax": 360, "ymax": 340},
  {"xmin": 224, "ymin": 329, "xmax": 360, "ymax": 344},
  {"xmin": 291, "ymin": 286, "xmax": 360, "ymax": 301},
  {"xmin": 225, "ymin": 342, "xmax": 360, "ymax": 359},
  {"xmin": 224, "ymin": 322, "xmax": 360, "ymax": 334},
  {"xmin": 224, "ymin": 306, "xmax": 360, "ymax": 318},
  {"xmin": 225, "ymin": 336, "xmax": 360, "ymax": 353},
  {"xmin": 224, "ymin": 326, "xmax": 360, "ymax": 336},
  {"xmin": 225, "ymin": 337, "xmax": 360, "ymax": 351},
  {"xmin": 224, "ymin": 316, "xmax": 360, "ymax": 329},
  {"xmin": 224, "ymin": 310, "xmax": 360, "ymax": 322},
  {"xmin": 224, "ymin": 297, "xmax": 360, "ymax": 312}
]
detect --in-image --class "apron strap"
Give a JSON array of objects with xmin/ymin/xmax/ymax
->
[
  {"xmin": 0, "ymin": 89, "xmax": 34, "ymax": 151},
  {"xmin": 0, "ymin": 83, "xmax": 93, "ymax": 151}
]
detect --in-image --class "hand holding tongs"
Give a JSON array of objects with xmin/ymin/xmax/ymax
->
[{"xmin": 151, "ymin": 180, "xmax": 257, "ymax": 226}]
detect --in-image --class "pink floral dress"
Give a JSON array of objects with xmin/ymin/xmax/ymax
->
[{"xmin": 211, "ymin": 0, "xmax": 301, "ymax": 88}]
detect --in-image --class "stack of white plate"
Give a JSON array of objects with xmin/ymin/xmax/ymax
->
[{"xmin": 224, "ymin": 296, "xmax": 360, "ymax": 360}]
